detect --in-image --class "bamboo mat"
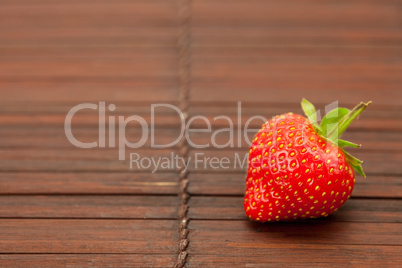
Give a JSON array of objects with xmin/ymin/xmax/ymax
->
[{"xmin": 0, "ymin": 0, "xmax": 401, "ymax": 267}]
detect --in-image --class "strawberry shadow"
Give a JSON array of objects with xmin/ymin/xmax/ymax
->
[{"xmin": 244, "ymin": 215, "xmax": 346, "ymax": 244}]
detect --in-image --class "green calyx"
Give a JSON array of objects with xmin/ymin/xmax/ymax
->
[{"xmin": 301, "ymin": 98, "xmax": 372, "ymax": 178}]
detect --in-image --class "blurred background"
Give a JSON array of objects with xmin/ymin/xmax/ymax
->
[
  {"xmin": 0, "ymin": 0, "xmax": 400, "ymax": 107},
  {"xmin": 1, "ymin": 0, "xmax": 400, "ymax": 148},
  {"xmin": 0, "ymin": 0, "xmax": 400, "ymax": 163}
]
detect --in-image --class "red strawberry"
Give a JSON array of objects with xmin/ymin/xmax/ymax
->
[{"xmin": 244, "ymin": 99, "xmax": 371, "ymax": 222}]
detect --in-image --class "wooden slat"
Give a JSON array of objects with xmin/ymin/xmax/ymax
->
[
  {"xmin": 188, "ymin": 173, "xmax": 402, "ymax": 198},
  {"xmin": 194, "ymin": 46, "xmax": 402, "ymax": 59},
  {"xmin": 0, "ymin": 254, "xmax": 176, "ymax": 268},
  {"xmin": 0, "ymin": 47, "xmax": 176, "ymax": 58},
  {"xmin": 191, "ymin": 59, "xmax": 401, "ymax": 107},
  {"xmin": 187, "ymin": 245, "xmax": 402, "ymax": 267},
  {"xmin": 0, "ymin": 102, "xmax": 178, "ymax": 113},
  {"xmin": 0, "ymin": 81, "xmax": 177, "ymax": 103},
  {"xmin": 192, "ymin": 58, "xmax": 402, "ymax": 80},
  {"xmin": 0, "ymin": 3, "xmax": 177, "ymax": 29},
  {"xmin": 0, "ymin": 195, "xmax": 178, "ymax": 219},
  {"xmin": 0, "ymin": 58, "xmax": 176, "ymax": 77},
  {"xmin": 0, "ymin": 148, "xmax": 171, "ymax": 161},
  {"xmin": 1, "ymin": 0, "xmax": 398, "ymax": 5},
  {"xmin": 0, "ymin": 127, "xmax": 179, "ymax": 148},
  {"xmin": 193, "ymin": 27, "xmax": 402, "ymax": 47},
  {"xmin": 0, "ymin": 2, "xmax": 176, "ymax": 18},
  {"xmin": 0, "ymin": 148, "xmax": 179, "ymax": 172},
  {"xmin": 193, "ymin": 1, "xmax": 400, "ymax": 28},
  {"xmin": 188, "ymin": 197, "xmax": 402, "ymax": 223},
  {"xmin": 0, "ymin": 114, "xmax": 180, "ymax": 127},
  {"xmin": 0, "ymin": 219, "xmax": 178, "ymax": 253},
  {"xmin": 0, "ymin": 27, "xmax": 176, "ymax": 45},
  {"xmin": 191, "ymin": 86, "xmax": 402, "ymax": 108},
  {"xmin": 0, "ymin": 17, "xmax": 175, "ymax": 29},
  {"xmin": 188, "ymin": 220, "xmax": 402, "ymax": 246},
  {"xmin": 5, "ymin": 58, "xmax": 399, "ymax": 87},
  {"xmin": 3, "ymin": 46, "xmax": 400, "ymax": 59},
  {"xmin": 0, "ymin": 0, "xmax": 169, "ymax": 4},
  {"xmin": 0, "ymin": 172, "xmax": 178, "ymax": 194}
]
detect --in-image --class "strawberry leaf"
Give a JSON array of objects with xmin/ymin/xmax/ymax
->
[
  {"xmin": 320, "ymin": 108, "xmax": 350, "ymax": 140},
  {"xmin": 337, "ymin": 139, "xmax": 361, "ymax": 148},
  {"xmin": 341, "ymin": 148, "xmax": 366, "ymax": 178},
  {"xmin": 342, "ymin": 150, "xmax": 363, "ymax": 165},
  {"xmin": 301, "ymin": 98, "xmax": 322, "ymax": 134},
  {"xmin": 349, "ymin": 162, "xmax": 366, "ymax": 178}
]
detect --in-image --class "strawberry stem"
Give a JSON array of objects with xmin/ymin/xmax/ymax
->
[{"xmin": 327, "ymin": 101, "xmax": 372, "ymax": 141}]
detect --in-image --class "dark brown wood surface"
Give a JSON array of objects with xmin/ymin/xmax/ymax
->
[{"xmin": 0, "ymin": 0, "xmax": 401, "ymax": 267}]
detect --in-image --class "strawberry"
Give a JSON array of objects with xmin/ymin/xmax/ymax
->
[{"xmin": 244, "ymin": 99, "xmax": 371, "ymax": 222}]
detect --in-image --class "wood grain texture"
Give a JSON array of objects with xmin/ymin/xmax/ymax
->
[
  {"xmin": 0, "ymin": 172, "xmax": 178, "ymax": 194},
  {"xmin": 0, "ymin": 127, "xmax": 179, "ymax": 148},
  {"xmin": 0, "ymin": 195, "xmax": 178, "ymax": 219},
  {"xmin": 0, "ymin": 219, "xmax": 178, "ymax": 253},
  {"xmin": 191, "ymin": 82, "xmax": 402, "ymax": 107},
  {"xmin": 0, "ymin": 2, "xmax": 176, "ymax": 19},
  {"xmin": 193, "ymin": 25, "xmax": 402, "ymax": 45},
  {"xmin": 186, "ymin": 245, "xmax": 402, "ymax": 267},
  {"xmin": 0, "ymin": 254, "xmax": 176, "ymax": 268},
  {"xmin": 0, "ymin": 58, "xmax": 176, "ymax": 77},
  {"xmin": 0, "ymin": 27, "xmax": 177, "ymax": 46},
  {"xmin": 0, "ymin": 114, "xmax": 181, "ymax": 127},
  {"xmin": 188, "ymin": 220, "xmax": 402, "ymax": 246},
  {"xmin": 0, "ymin": 3, "xmax": 178, "ymax": 29},
  {"xmin": 0, "ymin": 148, "xmax": 179, "ymax": 172},
  {"xmin": 192, "ymin": 0, "xmax": 400, "ymax": 28},
  {"xmin": 0, "ymin": 82, "xmax": 178, "ymax": 103}
]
